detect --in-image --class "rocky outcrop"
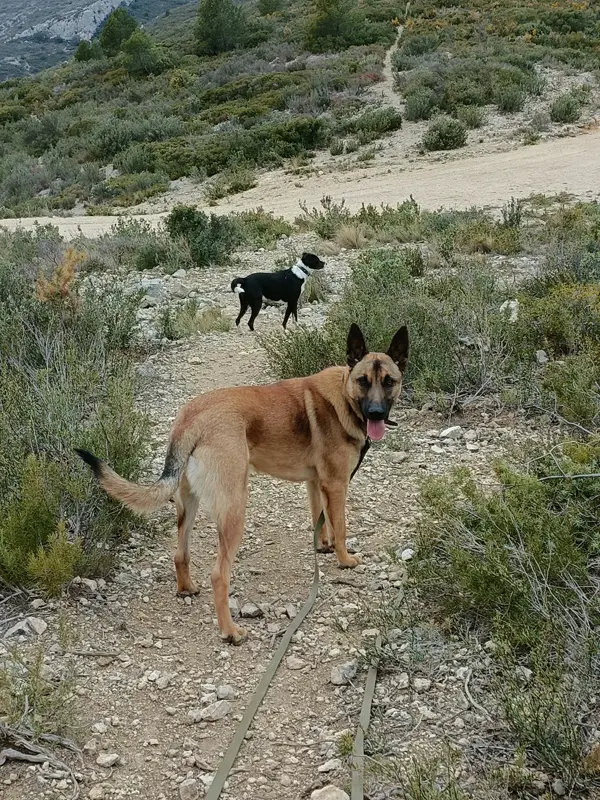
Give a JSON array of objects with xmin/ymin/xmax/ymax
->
[{"xmin": 14, "ymin": 0, "xmax": 134, "ymax": 42}]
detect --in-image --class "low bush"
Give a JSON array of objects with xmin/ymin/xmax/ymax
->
[
  {"xmin": 422, "ymin": 117, "xmax": 467, "ymax": 151},
  {"xmin": 92, "ymin": 171, "xmax": 170, "ymax": 206},
  {"xmin": 0, "ymin": 233, "xmax": 150, "ymax": 592},
  {"xmin": 550, "ymin": 93, "xmax": 581, "ymax": 123},
  {"xmin": 159, "ymin": 300, "xmax": 231, "ymax": 340},
  {"xmin": 414, "ymin": 438, "xmax": 600, "ymax": 787},
  {"xmin": 454, "ymin": 104, "xmax": 485, "ymax": 129},
  {"xmin": 404, "ymin": 87, "xmax": 438, "ymax": 121},
  {"xmin": 203, "ymin": 166, "xmax": 257, "ymax": 205},
  {"xmin": 165, "ymin": 205, "xmax": 240, "ymax": 266},
  {"xmin": 232, "ymin": 208, "xmax": 293, "ymax": 248},
  {"xmin": 494, "ymin": 83, "xmax": 526, "ymax": 113}
]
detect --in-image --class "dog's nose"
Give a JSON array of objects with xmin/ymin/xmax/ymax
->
[{"xmin": 366, "ymin": 405, "xmax": 386, "ymax": 420}]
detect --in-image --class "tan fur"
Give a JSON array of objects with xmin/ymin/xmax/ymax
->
[{"xmin": 85, "ymin": 325, "xmax": 408, "ymax": 645}]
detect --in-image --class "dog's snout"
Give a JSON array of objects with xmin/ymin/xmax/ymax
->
[{"xmin": 365, "ymin": 405, "xmax": 386, "ymax": 421}]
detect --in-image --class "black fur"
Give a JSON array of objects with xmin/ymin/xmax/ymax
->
[
  {"xmin": 231, "ymin": 252, "xmax": 325, "ymax": 331},
  {"xmin": 75, "ymin": 448, "xmax": 103, "ymax": 478}
]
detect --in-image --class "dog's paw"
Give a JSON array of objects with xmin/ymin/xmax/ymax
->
[
  {"xmin": 316, "ymin": 543, "xmax": 335, "ymax": 554},
  {"xmin": 176, "ymin": 584, "xmax": 200, "ymax": 597},
  {"xmin": 338, "ymin": 555, "xmax": 360, "ymax": 569},
  {"xmin": 222, "ymin": 626, "xmax": 248, "ymax": 646}
]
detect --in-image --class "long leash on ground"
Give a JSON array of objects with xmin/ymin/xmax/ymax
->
[{"xmin": 205, "ymin": 433, "xmax": 386, "ymax": 800}]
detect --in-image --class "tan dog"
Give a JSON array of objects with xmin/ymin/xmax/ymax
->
[{"xmin": 76, "ymin": 323, "xmax": 408, "ymax": 644}]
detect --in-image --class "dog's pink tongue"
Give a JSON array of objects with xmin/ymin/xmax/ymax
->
[{"xmin": 367, "ymin": 419, "xmax": 386, "ymax": 441}]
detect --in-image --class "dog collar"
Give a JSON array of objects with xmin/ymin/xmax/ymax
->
[{"xmin": 291, "ymin": 261, "xmax": 310, "ymax": 281}]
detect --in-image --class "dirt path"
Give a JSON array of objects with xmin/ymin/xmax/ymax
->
[
  {"xmin": 366, "ymin": 26, "xmax": 404, "ymax": 110},
  {"xmin": 3, "ymin": 252, "xmax": 544, "ymax": 800},
  {"xmin": 1, "ymin": 132, "xmax": 598, "ymax": 240}
]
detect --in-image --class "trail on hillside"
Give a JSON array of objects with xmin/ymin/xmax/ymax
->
[{"xmin": 1, "ymin": 132, "xmax": 599, "ymax": 240}]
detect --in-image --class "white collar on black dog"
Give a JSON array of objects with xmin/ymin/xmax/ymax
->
[{"xmin": 291, "ymin": 259, "xmax": 311, "ymax": 281}]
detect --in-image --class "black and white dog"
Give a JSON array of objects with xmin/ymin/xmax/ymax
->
[{"xmin": 231, "ymin": 252, "xmax": 325, "ymax": 331}]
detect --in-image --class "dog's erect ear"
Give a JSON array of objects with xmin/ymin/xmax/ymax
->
[
  {"xmin": 387, "ymin": 326, "xmax": 409, "ymax": 372},
  {"xmin": 347, "ymin": 323, "xmax": 368, "ymax": 368}
]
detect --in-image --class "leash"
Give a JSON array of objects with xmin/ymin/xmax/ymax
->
[{"xmin": 205, "ymin": 435, "xmax": 382, "ymax": 800}]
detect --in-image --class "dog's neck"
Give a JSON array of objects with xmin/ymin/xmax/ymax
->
[{"xmin": 291, "ymin": 259, "xmax": 311, "ymax": 281}]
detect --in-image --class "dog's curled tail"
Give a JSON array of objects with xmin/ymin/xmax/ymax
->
[
  {"xmin": 231, "ymin": 277, "xmax": 245, "ymax": 295},
  {"xmin": 75, "ymin": 445, "xmax": 183, "ymax": 515}
]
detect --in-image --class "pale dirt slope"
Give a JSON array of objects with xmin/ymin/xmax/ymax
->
[{"xmin": 1, "ymin": 132, "xmax": 598, "ymax": 240}]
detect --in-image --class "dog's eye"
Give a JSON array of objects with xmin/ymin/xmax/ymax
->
[
  {"xmin": 383, "ymin": 375, "xmax": 396, "ymax": 388},
  {"xmin": 357, "ymin": 376, "xmax": 371, "ymax": 388}
]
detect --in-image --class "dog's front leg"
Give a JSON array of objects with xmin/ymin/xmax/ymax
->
[{"xmin": 320, "ymin": 481, "xmax": 359, "ymax": 569}]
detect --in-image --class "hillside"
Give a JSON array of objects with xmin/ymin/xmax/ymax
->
[
  {"xmin": 0, "ymin": 0, "xmax": 598, "ymax": 225},
  {"xmin": 0, "ymin": 0, "xmax": 190, "ymax": 80}
]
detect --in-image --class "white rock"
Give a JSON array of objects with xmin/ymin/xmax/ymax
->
[
  {"xmin": 430, "ymin": 445, "xmax": 445, "ymax": 455},
  {"xmin": 318, "ymin": 758, "xmax": 342, "ymax": 773},
  {"xmin": 466, "ymin": 442, "xmax": 480, "ymax": 452},
  {"xmin": 217, "ymin": 685, "xmax": 235, "ymax": 700},
  {"xmin": 330, "ymin": 660, "xmax": 358, "ymax": 686},
  {"xmin": 200, "ymin": 700, "xmax": 231, "ymax": 721},
  {"xmin": 400, "ymin": 548, "xmax": 414, "ymax": 562},
  {"xmin": 390, "ymin": 451, "xmax": 408, "ymax": 463},
  {"xmin": 439, "ymin": 425, "xmax": 462, "ymax": 439},
  {"xmin": 89, "ymin": 787, "xmax": 105, "ymax": 800},
  {"xmin": 286, "ymin": 656, "xmax": 306, "ymax": 670},
  {"xmin": 172, "ymin": 269, "xmax": 187, "ymax": 278},
  {"xmin": 285, "ymin": 603, "xmax": 297, "ymax": 619},
  {"xmin": 80, "ymin": 578, "xmax": 98, "ymax": 592},
  {"xmin": 156, "ymin": 674, "xmax": 172, "ymax": 690},
  {"xmin": 535, "ymin": 349, "xmax": 549, "ymax": 365},
  {"xmin": 96, "ymin": 753, "xmax": 120, "ymax": 768},
  {"xmin": 311, "ymin": 788, "xmax": 350, "ymax": 800},
  {"xmin": 170, "ymin": 281, "xmax": 189, "ymax": 299},
  {"xmin": 5, "ymin": 616, "xmax": 48, "ymax": 637},
  {"xmin": 361, "ymin": 628, "xmax": 379, "ymax": 638},
  {"xmin": 397, "ymin": 672, "xmax": 409, "ymax": 689},
  {"xmin": 179, "ymin": 778, "xmax": 200, "ymax": 800},
  {"xmin": 92, "ymin": 722, "xmax": 108, "ymax": 734},
  {"xmin": 413, "ymin": 677, "xmax": 432, "ymax": 693},
  {"xmin": 30, "ymin": 599, "xmax": 46, "ymax": 610},
  {"xmin": 552, "ymin": 779, "xmax": 566, "ymax": 796},
  {"xmin": 240, "ymin": 602, "xmax": 263, "ymax": 618}
]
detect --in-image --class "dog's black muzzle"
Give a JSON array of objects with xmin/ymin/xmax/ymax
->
[{"xmin": 362, "ymin": 403, "xmax": 388, "ymax": 421}]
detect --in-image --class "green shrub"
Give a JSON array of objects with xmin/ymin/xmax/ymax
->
[
  {"xmin": 233, "ymin": 208, "xmax": 293, "ymax": 248},
  {"xmin": 495, "ymin": 84, "xmax": 526, "ymax": 112},
  {"xmin": 99, "ymin": 8, "xmax": 138, "ymax": 56},
  {"xmin": 122, "ymin": 30, "xmax": 167, "ymax": 77},
  {"xmin": 330, "ymin": 137, "xmax": 345, "ymax": 155},
  {"xmin": 0, "ymin": 234, "xmax": 150, "ymax": 590},
  {"xmin": 28, "ymin": 521, "xmax": 83, "ymax": 597},
  {"xmin": 195, "ymin": 0, "xmax": 247, "ymax": 55},
  {"xmin": 92, "ymin": 171, "xmax": 169, "ymax": 206},
  {"xmin": 99, "ymin": 7, "xmax": 138, "ymax": 56},
  {"xmin": 344, "ymin": 107, "xmax": 403, "ymax": 137},
  {"xmin": 203, "ymin": 167, "xmax": 257, "ymax": 205},
  {"xmin": 159, "ymin": 301, "xmax": 232, "ymax": 340},
  {"xmin": 454, "ymin": 104, "xmax": 485, "ymax": 129},
  {"xmin": 550, "ymin": 93, "xmax": 581, "ymax": 123},
  {"xmin": 404, "ymin": 87, "xmax": 438, "ymax": 121},
  {"xmin": 414, "ymin": 441, "xmax": 600, "ymax": 786},
  {"xmin": 166, "ymin": 204, "xmax": 240, "ymax": 267},
  {"xmin": 422, "ymin": 116, "xmax": 467, "ymax": 151}
]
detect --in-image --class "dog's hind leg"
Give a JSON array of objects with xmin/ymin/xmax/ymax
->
[
  {"xmin": 247, "ymin": 297, "xmax": 262, "ymax": 331},
  {"xmin": 235, "ymin": 296, "xmax": 249, "ymax": 327},
  {"xmin": 174, "ymin": 475, "xmax": 200, "ymax": 596},
  {"xmin": 307, "ymin": 479, "xmax": 334, "ymax": 553}
]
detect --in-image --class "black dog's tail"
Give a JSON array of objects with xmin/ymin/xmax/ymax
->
[{"xmin": 231, "ymin": 278, "xmax": 245, "ymax": 295}]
